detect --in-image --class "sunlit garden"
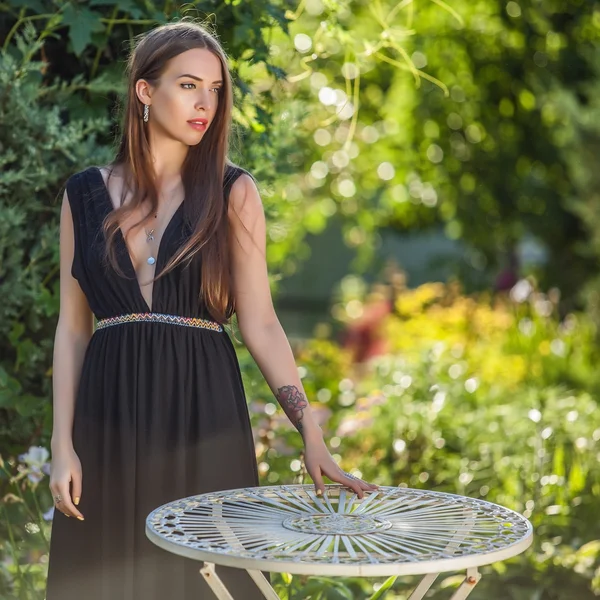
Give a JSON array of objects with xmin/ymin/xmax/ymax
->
[{"xmin": 1, "ymin": 0, "xmax": 599, "ymax": 598}]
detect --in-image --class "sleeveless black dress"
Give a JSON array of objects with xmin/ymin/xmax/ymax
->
[{"xmin": 46, "ymin": 165, "xmax": 266, "ymax": 599}]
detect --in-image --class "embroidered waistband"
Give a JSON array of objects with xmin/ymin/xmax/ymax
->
[{"xmin": 95, "ymin": 312, "xmax": 223, "ymax": 332}]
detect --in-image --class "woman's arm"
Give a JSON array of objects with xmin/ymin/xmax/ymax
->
[
  {"xmin": 53, "ymin": 190, "xmax": 94, "ymax": 450},
  {"xmin": 228, "ymin": 174, "xmax": 378, "ymax": 498},
  {"xmin": 49, "ymin": 190, "xmax": 94, "ymax": 519}
]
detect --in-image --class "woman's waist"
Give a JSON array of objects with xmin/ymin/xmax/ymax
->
[{"xmin": 93, "ymin": 311, "xmax": 225, "ymax": 334}]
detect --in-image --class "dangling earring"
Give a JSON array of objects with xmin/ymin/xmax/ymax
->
[{"xmin": 143, "ymin": 104, "xmax": 149, "ymax": 123}]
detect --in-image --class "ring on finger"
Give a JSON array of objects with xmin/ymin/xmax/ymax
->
[
  {"xmin": 343, "ymin": 471, "xmax": 360, "ymax": 481},
  {"xmin": 54, "ymin": 494, "xmax": 63, "ymax": 504}
]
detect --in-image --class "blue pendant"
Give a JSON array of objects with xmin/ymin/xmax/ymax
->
[{"xmin": 147, "ymin": 256, "xmax": 156, "ymax": 265}]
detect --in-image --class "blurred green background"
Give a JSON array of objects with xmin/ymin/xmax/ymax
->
[{"xmin": 1, "ymin": 0, "xmax": 599, "ymax": 598}]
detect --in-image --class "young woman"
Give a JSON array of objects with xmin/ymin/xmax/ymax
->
[{"xmin": 46, "ymin": 20, "xmax": 377, "ymax": 600}]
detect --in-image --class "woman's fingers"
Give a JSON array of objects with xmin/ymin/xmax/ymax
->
[
  {"xmin": 349, "ymin": 472, "xmax": 379, "ymax": 491},
  {"xmin": 310, "ymin": 468, "xmax": 326, "ymax": 497},
  {"xmin": 330, "ymin": 468, "xmax": 364, "ymax": 498},
  {"xmin": 55, "ymin": 480, "xmax": 84, "ymax": 520},
  {"xmin": 362, "ymin": 479, "xmax": 379, "ymax": 492},
  {"xmin": 340, "ymin": 471, "xmax": 379, "ymax": 498},
  {"xmin": 309, "ymin": 462, "xmax": 379, "ymax": 500},
  {"xmin": 343, "ymin": 474, "xmax": 365, "ymax": 499},
  {"xmin": 71, "ymin": 470, "xmax": 82, "ymax": 507},
  {"xmin": 50, "ymin": 482, "xmax": 69, "ymax": 517}
]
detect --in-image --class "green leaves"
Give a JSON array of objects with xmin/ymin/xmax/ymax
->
[
  {"xmin": 61, "ymin": 4, "xmax": 106, "ymax": 57},
  {"xmin": 0, "ymin": 28, "xmax": 113, "ymax": 457},
  {"xmin": 368, "ymin": 575, "xmax": 397, "ymax": 599},
  {"xmin": 245, "ymin": 276, "xmax": 600, "ymax": 598}
]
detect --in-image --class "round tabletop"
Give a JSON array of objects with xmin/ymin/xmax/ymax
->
[{"xmin": 145, "ymin": 484, "xmax": 533, "ymax": 577}]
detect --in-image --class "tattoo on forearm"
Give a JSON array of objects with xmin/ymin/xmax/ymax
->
[{"xmin": 275, "ymin": 385, "xmax": 308, "ymax": 435}]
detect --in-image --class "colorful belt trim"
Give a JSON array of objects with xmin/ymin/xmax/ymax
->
[{"xmin": 95, "ymin": 312, "xmax": 223, "ymax": 332}]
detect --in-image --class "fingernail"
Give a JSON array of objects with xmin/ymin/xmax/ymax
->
[
  {"xmin": 65, "ymin": 514, "xmax": 70, "ymax": 518},
  {"xmin": 77, "ymin": 516, "xmax": 85, "ymax": 521},
  {"xmin": 74, "ymin": 497, "xmax": 80, "ymax": 505},
  {"xmin": 316, "ymin": 489, "xmax": 323, "ymax": 496}
]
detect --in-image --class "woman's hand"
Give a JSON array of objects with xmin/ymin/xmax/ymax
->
[
  {"xmin": 302, "ymin": 429, "xmax": 378, "ymax": 499},
  {"xmin": 49, "ymin": 444, "xmax": 85, "ymax": 520}
]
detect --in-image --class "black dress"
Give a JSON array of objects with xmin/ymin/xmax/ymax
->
[{"xmin": 46, "ymin": 165, "xmax": 266, "ymax": 599}]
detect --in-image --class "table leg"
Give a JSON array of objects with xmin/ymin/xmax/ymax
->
[
  {"xmin": 246, "ymin": 570, "xmax": 281, "ymax": 600},
  {"xmin": 199, "ymin": 563, "xmax": 281, "ymax": 600},
  {"xmin": 199, "ymin": 563, "xmax": 234, "ymax": 600},
  {"xmin": 448, "ymin": 568, "xmax": 481, "ymax": 600},
  {"xmin": 407, "ymin": 573, "xmax": 439, "ymax": 600},
  {"xmin": 198, "ymin": 563, "xmax": 480, "ymax": 600}
]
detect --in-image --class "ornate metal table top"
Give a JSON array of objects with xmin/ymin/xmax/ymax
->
[{"xmin": 145, "ymin": 484, "xmax": 533, "ymax": 577}]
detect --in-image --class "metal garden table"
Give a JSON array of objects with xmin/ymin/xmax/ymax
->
[{"xmin": 146, "ymin": 484, "xmax": 533, "ymax": 600}]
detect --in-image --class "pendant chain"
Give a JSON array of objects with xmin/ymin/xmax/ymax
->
[{"xmin": 143, "ymin": 192, "xmax": 179, "ymax": 266}]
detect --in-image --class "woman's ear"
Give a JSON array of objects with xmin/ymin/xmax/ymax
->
[{"xmin": 135, "ymin": 79, "xmax": 152, "ymax": 106}]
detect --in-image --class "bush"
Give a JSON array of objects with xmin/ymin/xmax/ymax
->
[
  {"xmin": 0, "ymin": 26, "xmax": 112, "ymax": 456},
  {"xmin": 239, "ymin": 278, "xmax": 600, "ymax": 599}
]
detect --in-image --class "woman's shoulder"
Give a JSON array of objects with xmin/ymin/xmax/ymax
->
[
  {"xmin": 224, "ymin": 163, "xmax": 257, "ymax": 204},
  {"xmin": 225, "ymin": 163, "xmax": 255, "ymax": 185},
  {"xmin": 65, "ymin": 164, "xmax": 102, "ymax": 190},
  {"xmin": 62, "ymin": 165, "xmax": 107, "ymax": 219}
]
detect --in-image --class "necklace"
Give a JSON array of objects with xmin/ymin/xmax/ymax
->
[
  {"xmin": 143, "ymin": 193, "xmax": 179, "ymax": 265},
  {"xmin": 144, "ymin": 212, "xmax": 158, "ymax": 265}
]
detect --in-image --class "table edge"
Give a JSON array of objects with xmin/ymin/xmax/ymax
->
[{"xmin": 145, "ymin": 524, "xmax": 534, "ymax": 577}]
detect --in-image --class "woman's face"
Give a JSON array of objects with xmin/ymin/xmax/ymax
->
[{"xmin": 137, "ymin": 47, "xmax": 223, "ymax": 147}]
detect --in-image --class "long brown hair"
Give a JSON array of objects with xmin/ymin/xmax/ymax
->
[{"xmin": 102, "ymin": 20, "xmax": 241, "ymax": 324}]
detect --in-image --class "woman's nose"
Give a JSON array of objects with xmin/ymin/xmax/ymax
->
[{"xmin": 195, "ymin": 91, "xmax": 213, "ymax": 112}]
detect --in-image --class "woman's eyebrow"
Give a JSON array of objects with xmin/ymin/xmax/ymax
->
[{"xmin": 177, "ymin": 73, "xmax": 223, "ymax": 84}]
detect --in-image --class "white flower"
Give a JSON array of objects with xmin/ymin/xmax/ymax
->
[
  {"xmin": 18, "ymin": 446, "xmax": 51, "ymax": 485},
  {"xmin": 510, "ymin": 279, "xmax": 533, "ymax": 303},
  {"xmin": 27, "ymin": 469, "xmax": 44, "ymax": 485},
  {"xmin": 19, "ymin": 446, "xmax": 50, "ymax": 467}
]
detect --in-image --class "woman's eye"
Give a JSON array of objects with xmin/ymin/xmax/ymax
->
[{"xmin": 180, "ymin": 83, "xmax": 220, "ymax": 94}]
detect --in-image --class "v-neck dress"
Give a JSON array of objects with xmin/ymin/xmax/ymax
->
[{"xmin": 46, "ymin": 165, "xmax": 266, "ymax": 600}]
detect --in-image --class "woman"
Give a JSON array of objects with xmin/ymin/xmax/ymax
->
[{"xmin": 46, "ymin": 20, "xmax": 377, "ymax": 599}]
